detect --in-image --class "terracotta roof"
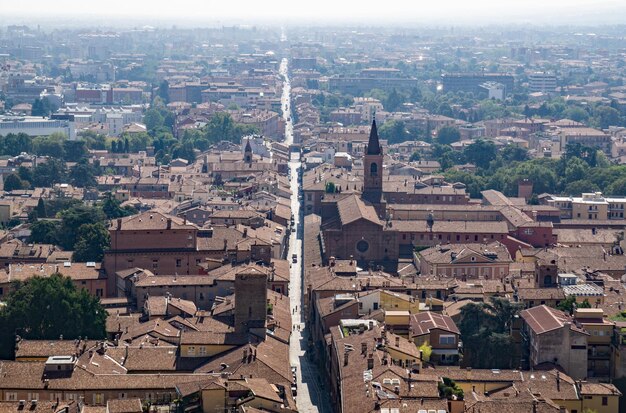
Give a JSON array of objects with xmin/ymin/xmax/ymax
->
[
  {"xmin": 410, "ymin": 311, "xmax": 460, "ymax": 336},
  {"xmin": 520, "ymin": 305, "xmax": 588, "ymax": 335},
  {"xmin": 111, "ymin": 210, "xmax": 197, "ymax": 231},
  {"xmin": 336, "ymin": 194, "xmax": 382, "ymax": 226},
  {"xmin": 579, "ymin": 382, "xmax": 622, "ymax": 396},
  {"xmin": 106, "ymin": 399, "xmax": 142, "ymax": 413}
]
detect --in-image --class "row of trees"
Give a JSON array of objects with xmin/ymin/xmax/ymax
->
[
  {"xmin": 29, "ymin": 195, "xmax": 134, "ymax": 262},
  {"xmin": 0, "ymin": 132, "xmax": 86, "ymax": 161},
  {"xmin": 440, "ymin": 141, "xmax": 622, "ymax": 199},
  {"xmin": 3, "ymin": 158, "xmax": 100, "ymax": 192}
]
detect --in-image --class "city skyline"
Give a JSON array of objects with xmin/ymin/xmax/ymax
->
[{"xmin": 2, "ymin": 0, "xmax": 626, "ymax": 26}]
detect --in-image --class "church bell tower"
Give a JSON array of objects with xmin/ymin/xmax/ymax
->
[{"xmin": 362, "ymin": 118, "xmax": 383, "ymax": 206}]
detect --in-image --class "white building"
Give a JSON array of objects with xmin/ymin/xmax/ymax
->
[
  {"xmin": 529, "ymin": 72, "xmax": 557, "ymax": 94},
  {"xmin": 479, "ymin": 81, "xmax": 505, "ymax": 100},
  {"xmin": 0, "ymin": 116, "xmax": 76, "ymax": 140}
]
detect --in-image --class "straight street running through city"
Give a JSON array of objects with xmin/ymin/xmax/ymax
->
[{"xmin": 280, "ymin": 56, "xmax": 332, "ymax": 413}]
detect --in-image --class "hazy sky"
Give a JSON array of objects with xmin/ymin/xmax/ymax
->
[{"xmin": 2, "ymin": 0, "xmax": 626, "ymax": 25}]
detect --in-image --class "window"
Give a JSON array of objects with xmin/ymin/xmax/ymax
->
[
  {"xmin": 370, "ymin": 163, "xmax": 378, "ymax": 177},
  {"xmin": 187, "ymin": 346, "xmax": 196, "ymax": 356},
  {"xmin": 602, "ymin": 397, "xmax": 608, "ymax": 406},
  {"xmin": 199, "ymin": 346, "xmax": 207, "ymax": 356},
  {"xmin": 176, "ymin": 259, "xmax": 182, "ymax": 268},
  {"xmin": 373, "ymin": 302, "xmax": 379, "ymax": 310},
  {"xmin": 5, "ymin": 392, "xmax": 17, "ymax": 401},
  {"xmin": 118, "ymin": 393, "xmax": 127, "ymax": 399},
  {"xmin": 439, "ymin": 335, "xmax": 455, "ymax": 345},
  {"xmin": 96, "ymin": 289, "xmax": 103, "ymax": 297},
  {"xmin": 356, "ymin": 240, "xmax": 369, "ymax": 253},
  {"xmin": 152, "ymin": 259, "xmax": 159, "ymax": 269}
]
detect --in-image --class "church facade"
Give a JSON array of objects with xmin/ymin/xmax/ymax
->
[{"xmin": 320, "ymin": 120, "xmax": 401, "ymax": 271}]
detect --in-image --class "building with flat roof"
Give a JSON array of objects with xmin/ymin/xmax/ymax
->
[
  {"xmin": 0, "ymin": 116, "xmax": 76, "ymax": 140},
  {"xmin": 543, "ymin": 192, "xmax": 626, "ymax": 220},
  {"xmin": 529, "ymin": 72, "xmax": 557, "ymax": 93},
  {"xmin": 442, "ymin": 72, "xmax": 514, "ymax": 95}
]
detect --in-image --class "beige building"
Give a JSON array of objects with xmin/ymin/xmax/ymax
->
[
  {"xmin": 520, "ymin": 305, "xmax": 589, "ymax": 379},
  {"xmin": 544, "ymin": 192, "xmax": 626, "ymax": 220},
  {"xmin": 418, "ymin": 242, "xmax": 512, "ymax": 280}
]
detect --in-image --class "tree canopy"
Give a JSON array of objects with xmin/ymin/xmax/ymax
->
[
  {"xmin": 0, "ymin": 274, "xmax": 106, "ymax": 359},
  {"xmin": 458, "ymin": 297, "xmax": 522, "ymax": 369}
]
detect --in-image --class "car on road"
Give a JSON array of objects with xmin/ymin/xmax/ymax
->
[
  {"xmin": 292, "ymin": 254, "xmax": 298, "ymax": 263},
  {"xmin": 291, "ymin": 385, "xmax": 297, "ymax": 397}
]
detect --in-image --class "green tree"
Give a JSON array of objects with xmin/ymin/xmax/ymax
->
[
  {"xmin": 383, "ymin": 88, "xmax": 405, "ymax": 112},
  {"xmin": 69, "ymin": 161, "xmax": 98, "ymax": 188},
  {"xmin": 57, "ymin": 206, "xmax": 105, "ymax": 250},
  {"xmin": 564, "ymin": 107, "xmax": 589, "ymax": 123},
  {"xmin": 32, "ymin": 159, "xmax": 67, "ymax": 187},
  {"xmin": 500, "ymin": 145, "xmax": 529, "ymax": 163},
  {"xmin": 437, "ymin": 126, "xmax": 461, "ymax": 145},
  {"xmin": 31, "ymin": 97, "xmax": 56, "ymax": 117},
  {"xmin": 73, "ymin": 223, "xmax": 110, "ymax": 262},
  {"xmin": 63, "ymin": 140, "xmax": 88, "ymax": 162},
  {"xmin": 418, "ymin": 341, "xmax": 433, "ymax": 362},
  {"xmin": 101, "ymin": 193, "xmax": 136, "ymax": 219},
  {"xmin": 564, "ymin": 180, "xmax": 600, "ymax": 195},
  {"xmin": 438, "ymin": 377, "xmax": 464, "ymax": 400},
  {"xmin": 35, "ymin": 198, "xmax": 47, "ymax": 218},
  {"xmin": 1, "ymin": 133, "xmax": 32, "ymax": 156},
  {"xmin": 144, "ymin": 108, "xmax": 165, "ymax": 132},
  {"xmin": 463, "ymin": 139, "xmax": 497, "ymax": 169},
  {"xmin": 3, "ymin": 174, "xmax": 25, "ymax": 191},
  {"xmin": 0, "ymin": 274, "xmax": 106, "ymax": 359},
  {"xmin": 458, "ymin": 297, "xmax": 522, "ymax": 369},
  {"xmin": 378, "ymin": 120, "xmax": 409, "ymax": 144},
  {"xmin": 28, "ymin": 220, "xmax": 59, "ymax": 244},
  {"xmin": 32, "ymin": 134, "xmax": 66, "ymax": 159},
  {"xmin": 409, "ymin": 151, "xmax": 421, "ymax": 162},
  {"xmin": 325, "ymin": 181, "xmax": 336, "ymax": 193},
  {"xmin": 607, "ymin": 177, "xmax": 626, "ymax": 196},
  {"xmin": 564, "ymin": 157, "xmax": 590, "ymax": 183},
  {"xmin": 18, "ymin": 166, "xmax": 33, "ymax": 186},
  {"xmin": 158, "ymin": 80, "xmax": 170, "ymax": 103},
  {"xmin": 593, "ymin": 106, "xmax": 620, "ymax": 129},
  {"xmin": 557, "ymin": 295, "xmax": 577, "ymax": 315}
]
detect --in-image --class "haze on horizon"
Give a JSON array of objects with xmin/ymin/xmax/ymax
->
[{"xmin": 2, "ymin": 0, "xmax": 626, "ymax": 27}]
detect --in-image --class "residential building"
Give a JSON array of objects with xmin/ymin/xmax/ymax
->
[
  {"xmin": 520, "ymin": 305, "xmax": 589, "ymax": 379},
  {"xmin": 409, "ymin": 311, "xmax": 461, "ymax": 365}
]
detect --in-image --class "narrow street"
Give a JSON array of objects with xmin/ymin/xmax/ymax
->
[{"xmin": 280, "ymin": 57, "xmax": 332, "ymax": 413}]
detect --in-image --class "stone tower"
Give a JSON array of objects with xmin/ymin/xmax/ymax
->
[
  {"xmin": 234, "ymin": 268, "xmax": 268, "ymax": 337},
  {"xmin": 362, "ymin": 119, "xmax": 384, "ymax": 206},
  {"xmin": 244, "ymin": 139, "xmax": 253, "ymax": 164}
]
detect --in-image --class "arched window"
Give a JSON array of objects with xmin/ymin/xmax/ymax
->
[{"xmin": 370, "ymin": 162, "xmax": 378, "ymax": 177}]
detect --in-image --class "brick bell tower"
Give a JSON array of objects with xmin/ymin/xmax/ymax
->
[{"xmin": 362, "ymin": 118, "xmax": 384, "ymax": 209}]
